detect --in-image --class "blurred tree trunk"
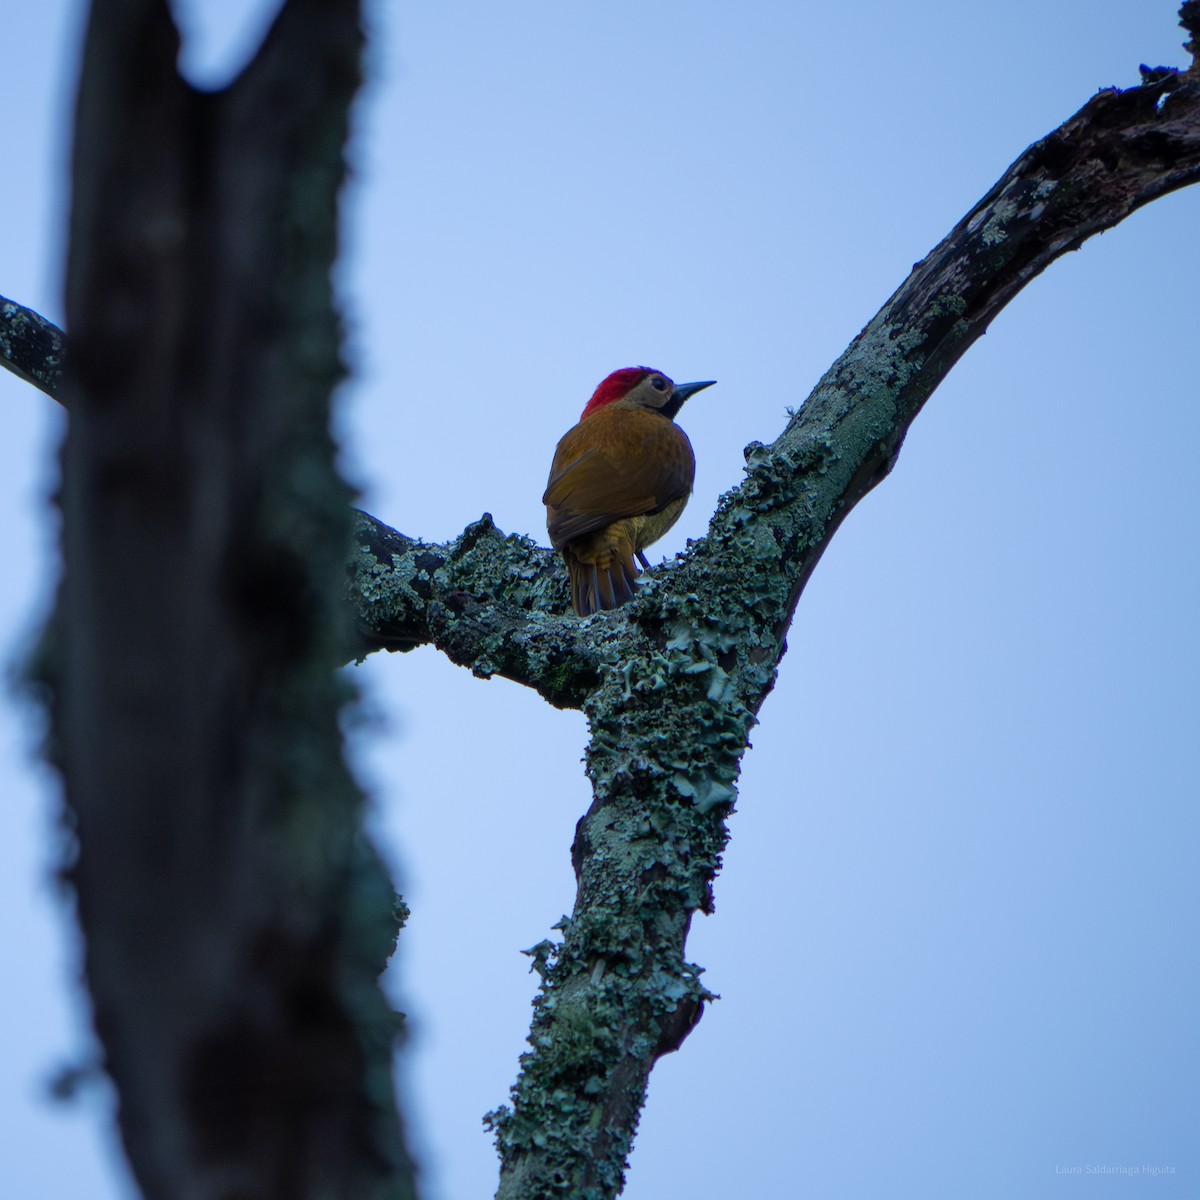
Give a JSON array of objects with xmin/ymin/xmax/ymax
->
[{"xmin": 39, "ymin": 1, "xmax": 417, "ymax": 1197}]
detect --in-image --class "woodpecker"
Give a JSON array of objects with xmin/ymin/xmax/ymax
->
[{"xmin": 544, "ymin": 367, "xmax": 715, "ymax": 616}]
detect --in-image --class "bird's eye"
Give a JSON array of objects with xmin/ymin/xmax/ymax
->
[{"xmin": 650, "ymin": 375, "xmax": 668, "ymax": 391}]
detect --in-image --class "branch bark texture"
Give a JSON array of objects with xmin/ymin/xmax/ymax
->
[
  {"xmin": 40, "ymin": 2, "xmax": 416, "ymax": 1198},
  {"xmin": 0, "ymin": 294, "xmax": 65, "ymax": 400}
]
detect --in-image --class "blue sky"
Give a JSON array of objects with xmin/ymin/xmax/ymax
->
[{"xmin": 1, "ymin": 2, "xmax": 1197, "ymax": 1198}]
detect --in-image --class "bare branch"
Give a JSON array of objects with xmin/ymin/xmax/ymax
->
[{"xmin": 0, "ymin": 295, "xmax": 65, "ymax": 402}]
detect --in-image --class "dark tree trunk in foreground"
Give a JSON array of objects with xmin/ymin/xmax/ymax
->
[
  {"xmin": 1, "ymin": 4, "xmax": 1197, "ymax": 1200},
  {"xmin": 35, "ymin": 1, "xmax": 416, "ymax": 1198}
]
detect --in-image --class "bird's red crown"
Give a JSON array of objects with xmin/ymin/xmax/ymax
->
[{"xmin": 580, "ymin": 366, "xmax": 660, "ymax": 419}]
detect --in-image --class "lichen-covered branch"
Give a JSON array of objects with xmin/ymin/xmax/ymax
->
[
  {"xmin": 40, "ymin": 1, "xmax": 416, "ymax": 1198},
  {"xmin": 350, "ymin": 510, "xmax": 604, "ymax": 709},
  {"xmin": 683, "ymin": 59, "xmax": 1200, "ymax": 664}
]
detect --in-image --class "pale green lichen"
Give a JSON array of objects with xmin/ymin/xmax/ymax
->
[{"xmin": 981, "ymin": 197, "xmax": 1019, "ymax": 245}]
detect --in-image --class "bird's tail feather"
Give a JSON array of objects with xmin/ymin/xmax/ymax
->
[{"xmin": 569, "ymin": 552, "xmax": 640, "ymax": 616}]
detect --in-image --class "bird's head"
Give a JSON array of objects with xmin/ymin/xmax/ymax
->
[{"xmin": 580, "ymin": 367, "xmax": 716, "ymax": 421}]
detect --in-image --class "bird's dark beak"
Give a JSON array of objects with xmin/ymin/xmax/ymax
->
[{"xmin": 663, "ymin": 379, "xmax": 716, "ymax": 419}]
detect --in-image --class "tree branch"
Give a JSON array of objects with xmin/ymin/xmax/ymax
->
[
  {"xmin": 681, "ymin": 59, "xmax": 1200, "ymax": 670},
  {"xmin": 0, "ymin": 295, "xmax": 66, "ymax": 402},
  {"xmin": 349, "ymin": 511, "xmax": 603, "ymax": 710}
]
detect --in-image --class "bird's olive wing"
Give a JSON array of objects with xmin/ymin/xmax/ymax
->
[{"xmin": 544, "ymin": 411, "xmax": 694, "ymax": 549}]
